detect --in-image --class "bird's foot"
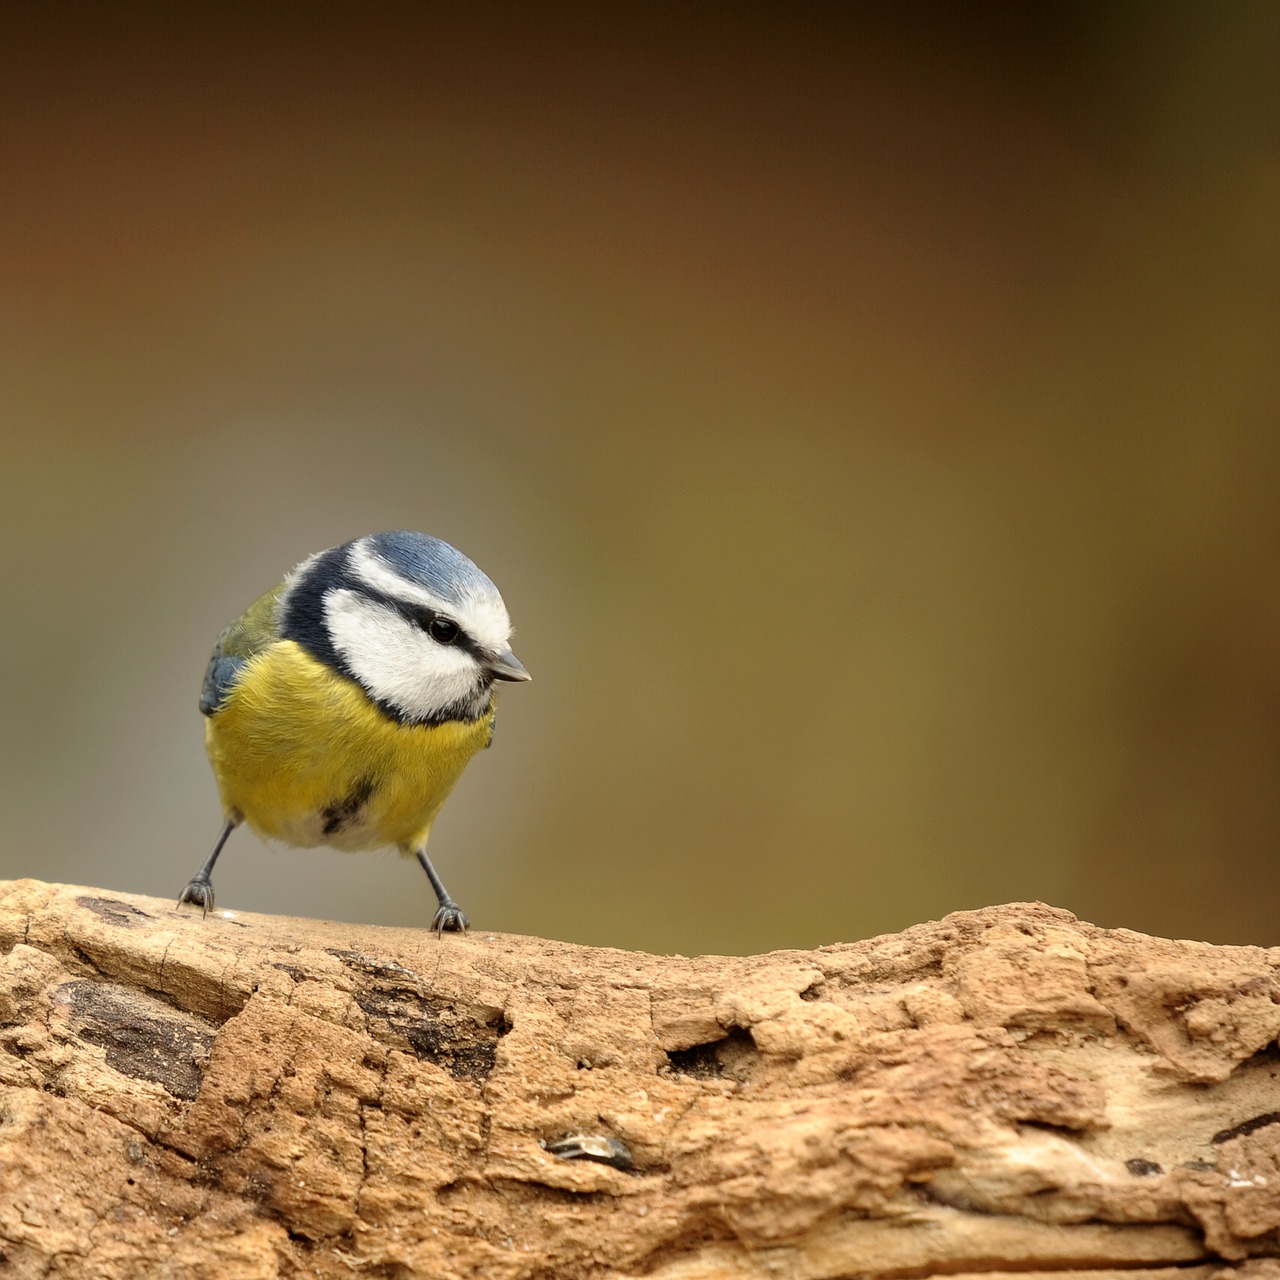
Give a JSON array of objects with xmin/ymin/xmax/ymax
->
[
  {"xmin": 430, "ymin": 901, "xmax": 470, "ymax": 934},
  {"xmin": 177, "ymin": 878, "xmax": 215, "ymax": 917}
]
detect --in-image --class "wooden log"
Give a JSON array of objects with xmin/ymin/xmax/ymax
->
[{"xmin": 1, "ymin": 880, "xmax": 1279, "ymax": 1278}]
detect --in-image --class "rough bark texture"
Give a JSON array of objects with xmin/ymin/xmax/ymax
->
[{"xmin": 2, "ymin": 881, "xmax": 1280, "ymax": 1279}]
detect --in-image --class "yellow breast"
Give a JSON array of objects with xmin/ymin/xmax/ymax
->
[{"xmin": 204, "ymin": 640, "xmax": 495, "ymax": 853}]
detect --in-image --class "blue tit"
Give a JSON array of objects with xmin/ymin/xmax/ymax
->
[{"xmin": 177, "ymin": 530, "xmax": 530, "ymax": 931}]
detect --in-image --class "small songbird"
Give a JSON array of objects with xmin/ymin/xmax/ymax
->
[{"xmin": 178, "ymin": 531, "xmax": 529, "ymax": 931}]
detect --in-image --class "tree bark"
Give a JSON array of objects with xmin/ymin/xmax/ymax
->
[{"xmin": 1, "ymin": 880, "xmax": 1279, "ymax": 1279}]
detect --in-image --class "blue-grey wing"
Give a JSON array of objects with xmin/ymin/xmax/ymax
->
[
  {"xmin": 199, "ymin": 652, "xmax": 247, "ymax": 716},
  {"xmin": 198, "ymin": 581, "xmax": 285, "ymax": 717}
]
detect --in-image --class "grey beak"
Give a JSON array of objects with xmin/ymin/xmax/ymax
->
[{"xmin": 488, "ymin": 648, "xmax": 531, "ymax": 682}]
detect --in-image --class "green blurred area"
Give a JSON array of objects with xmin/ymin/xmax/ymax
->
[{"xmin": 1, "ymin": 7, "xmax": 1277, "ymax": 953}]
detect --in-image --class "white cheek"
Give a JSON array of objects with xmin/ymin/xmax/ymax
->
[{"xmin": 323, "ymin": 590, "xmax": 480, "ymax": 720}]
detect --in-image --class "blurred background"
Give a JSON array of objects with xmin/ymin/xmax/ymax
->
[{"xmin": 1, "ymin": 5, "xmax": 1277, "ymax": 954}]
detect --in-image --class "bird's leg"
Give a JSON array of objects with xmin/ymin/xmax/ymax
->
[
  {"xmin": 415, "ymin": 849, "xmax": 469, "ymax": 933},
  {"xmin": 177, "ymin": 815, "xmax": 240, "ymax": 917}
]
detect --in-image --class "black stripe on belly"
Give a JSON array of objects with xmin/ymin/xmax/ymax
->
[{"xmin": 321, "ymin": 776, "xmax": 376, "ymax": 836}]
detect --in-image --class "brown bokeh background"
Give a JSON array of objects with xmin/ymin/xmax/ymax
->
[{"xmin": 2, "ymin": 7, "xmax": 1277, "ymax": 954}]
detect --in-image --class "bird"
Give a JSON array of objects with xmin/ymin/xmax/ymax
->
[{"xmin": 177, "ymin": 530, "xmax": 529, "ymax": 931}]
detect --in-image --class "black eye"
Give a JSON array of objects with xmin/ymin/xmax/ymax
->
[{"xmin": 426, "ymin": 617, "xmax": 460, "ymax": 645}]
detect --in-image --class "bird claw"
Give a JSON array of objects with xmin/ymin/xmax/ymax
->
[
  {"xmin": 430, "ymin": 902, "xmax": 469, "ymax": 934},
  {"xmin": 177, "ymin": 879, "xmax": 215, "ymax": 917}
]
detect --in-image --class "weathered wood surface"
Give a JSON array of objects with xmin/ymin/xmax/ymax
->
[{"xmin": 1, "ymin": 880, "xmax": 1279, "ymax": 1278}]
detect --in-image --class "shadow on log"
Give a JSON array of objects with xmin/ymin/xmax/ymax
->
[{"xmin": 2, "ymin": 880, "xmax": 1280, "ymax": 1278}]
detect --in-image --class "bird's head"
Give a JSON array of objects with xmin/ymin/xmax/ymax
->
[{"xmin": 277, "ymin": 530, "xmax": 529, "ymax": 724}]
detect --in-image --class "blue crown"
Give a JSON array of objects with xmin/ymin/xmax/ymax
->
[{"xmin": 365, "ymin": 530, "xmax": 498, "ymax": 605}]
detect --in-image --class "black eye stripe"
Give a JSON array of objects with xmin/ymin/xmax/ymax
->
[
  {"xmin": 407, "ymin": 605, "xmax": 456, "ymax": 637},
  {"xmin": 379, "ymin": 597, "xmax": 483, "ymax": 659}
]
